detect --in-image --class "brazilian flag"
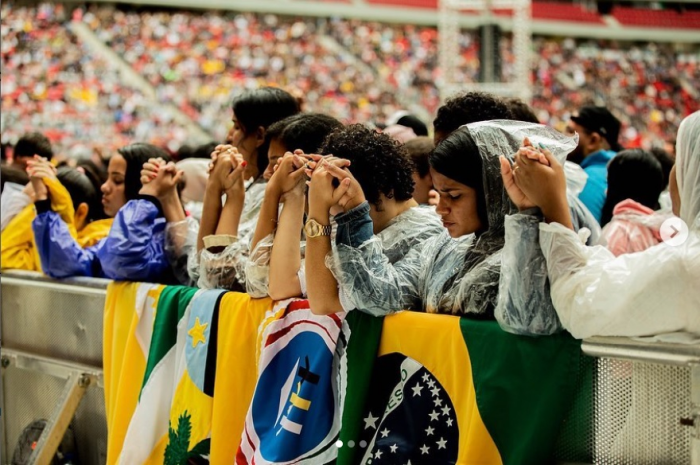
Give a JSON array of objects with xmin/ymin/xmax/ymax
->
[{"xmin": 338, "ymin": 311, "xmax": 587, "ymax": 465}]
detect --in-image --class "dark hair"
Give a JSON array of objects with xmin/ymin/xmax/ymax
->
[
  {"xmin": 319, "ymin": 124, "xmax": 415, "ymax": 210},
  {"xmin": 77, "ymin": 160, "xmax": 108, "ymax": 221},
  {"xmin": 266, "ymin": 113, "xmax": 343, "ymax": 155},
  {"xmin": 1, "ymin": 165, "xmax": 29, "ymax": 192},
  {"xmin": 396, "ymin": 114, "xmax": 429, "ymax": 137},
  {"xmin": 14, "ymin": 132, "xmax": 53, "ymax": 161},
  {"xmin": 503, "ymin": 98, "xmax": 539, "ymax": 124},
  {"xmin": 56, "ymin": 167, "xmax": 105, "ymax": 223},
  {"xmin": 650, "ymin": 147, "xmax": 674, "ymax": 189},
  {"xmin": 433, "ymin": 92, "xmax": 512, "ymax": 141},
  {"xmin": 429, "ymin": 128, "xmax": 488, "ymax": 229},
  {"xmin": 191, "ymin": 142, "xmax": 218, "ymax": 160},
  {"xmin": 601, "ymin": 149, "xmax": 664, "ymax": 226},
  {"xmin": 403, "ymin": 137, "xmax": 434, "ymax": 178},
  {"xmin": 117, "ymin": 143, "xmax": 172, "ymax": 201},
  {"xmin": 231, "ymin": 87, "xmax": 301, "ymax": 174}
]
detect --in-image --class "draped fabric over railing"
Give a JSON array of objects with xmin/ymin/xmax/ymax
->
[{"xmin": 103, "ymin": 282, "xmax": 584, "ymax": 465}]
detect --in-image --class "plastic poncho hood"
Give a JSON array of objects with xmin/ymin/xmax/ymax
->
[{"xmin": 459, "ymin": 119, "xmax": 578, "ymax": 265}]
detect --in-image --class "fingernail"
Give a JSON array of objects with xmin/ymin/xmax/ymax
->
[{"xmin": 241, "ymin": 161, "xmax": 247, "ymax": 168}]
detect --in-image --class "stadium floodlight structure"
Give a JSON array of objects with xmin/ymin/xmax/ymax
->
[{"xmin": 438, "ymin": 0, "xmax": 532, "ymax": 103}]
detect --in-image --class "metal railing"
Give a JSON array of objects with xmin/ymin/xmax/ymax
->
[{"xmin": 1, "ymin": 270, "xmax": 698, "ymax": 464}]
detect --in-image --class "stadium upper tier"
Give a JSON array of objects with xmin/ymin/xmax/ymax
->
[{"xmin": 2, "ymin": 2, "xmax": 699, "ymax": 157}]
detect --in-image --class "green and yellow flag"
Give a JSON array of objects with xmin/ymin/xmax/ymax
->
[
  {"xmin": 103, "ymin": 282, "xmax": 163, "ymax": 465},
  {"xmin": 118, "ymin": 285, "xmax": 198, "ymax": 464},
  {"xmin": 342, "ymin": 311, "xmax": 583, "ymax": 465}
]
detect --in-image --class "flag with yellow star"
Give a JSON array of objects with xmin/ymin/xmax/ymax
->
[{"xmin": 118, "ymin": 285, "xmax": 199, "ymax": 463}]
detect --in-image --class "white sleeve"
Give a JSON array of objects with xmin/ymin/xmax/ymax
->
[
  {"xmin": 1, "ymin": 183, "xmax": 32, "ymax": 231},
  {"xmin": 539, "ymin": 222, "xmax": 699, "ymax": 339}
]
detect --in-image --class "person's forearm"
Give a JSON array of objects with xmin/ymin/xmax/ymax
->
[
  {"xmin": 215, "ymin": 191, "xmax": 245, "ymax": 236},
  {"xmin": 543, "ymin": 200, "xmax": 574, "ymax": 230},
  {"xmin": 306, "ymin": 205, "xmax": 342, "ymax": 315},
  {"xmin": 160, "ymin": 193, "xmax": 186, "ymax": 224},
  {"xmin": 269, "ymin": 192, "xmax": 304, "ymax": 300},
  {"xmin": 197, "ymin": 185, "xmax": 223, "ymax": 251},
  {"xmin": 251, "ymin": 187, "xmax": 281, "ymax": 252}
]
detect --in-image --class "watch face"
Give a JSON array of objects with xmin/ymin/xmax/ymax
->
[{"xmin": 305, "ymin": 220, "xmax": 320, "ymax": 237}]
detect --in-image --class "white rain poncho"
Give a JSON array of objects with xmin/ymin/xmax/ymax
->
[
  {"xmin": 164, "ymin": 179, "xmax": 267, "ymax": 289},
  {"xmin": 330, "ymin": 120, "xmax": 579, "ymax": 318},
  {"xmin": 540, "ymin": 111, "xmax": 700, "ymax": 339}
]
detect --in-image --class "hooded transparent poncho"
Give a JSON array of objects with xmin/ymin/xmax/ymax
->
[{"xmin": 329, "ymin": 120, "xmax": 581, "ymax": 321}]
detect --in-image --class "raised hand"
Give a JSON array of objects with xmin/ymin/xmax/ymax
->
[
  {"xmin": 511, "ymin": 146, "xmax": 572, "ymax": 228},
  {"xmin": 500, "ymin": 153, "xmax": 536, "ymax": 212},
  {"xmin": 140, "ymin": 157, "xmax": 166, "ymax": 185},
  {"xmin": 268, "ymin": 152, "xmax": 307, "ymax": 200},
  {"xmin": 139, "ymin": 160, "xmax": 184, "ymax": 200},
  {"xmin": 322, "ymin": 162, "xmax": 366, "ymax": 212},
  {"xmin": 26, "ymin": 156, "xmax": 57, "ymax": 201}
]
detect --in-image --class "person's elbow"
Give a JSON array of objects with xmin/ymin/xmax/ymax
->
[
  {"xmin": 309, "ymin": 304, "xmax": 341, "ymax": 316},
  {"xmin": 307, "ymin": 294, "xmax": 344, "ymax": 315},
  {"xmin": 268, "ymin": 276, "xmax": 302, "ymax": 301}
]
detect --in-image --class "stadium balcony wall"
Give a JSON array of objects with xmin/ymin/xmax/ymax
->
[{"xmin": 56, "ymin": 0, "xmax": 700, "ymax": 42}]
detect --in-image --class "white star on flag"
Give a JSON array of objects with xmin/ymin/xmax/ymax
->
[
  {"xmin": 380, "ymin": 428, "xmax": 390, "ymax": 438},
  {"xmin": 390, "ymin": 444, "xmax": 398, "ymax": 453},
  {"xmin": 441, "ymin": 405, "xmax": 451, "ymax": 417},
  {"xmin": 431, "ymin": 386, "xmax": 441, "ymax": 397},
  {"xmin": 420, "ymin": 444, "xmax": 430, "ymax": 455},
  {"xmin": 427, "ymin": 379, "xmax": 436, "ymax": 388},
  {"xmin": 421, "ymin": 372, "xmax": 430, "ymax": 383},
  {"xmin": 429, "ymin": 410, "xmax": 440, "ymax": 422},
  {"xmin": 437, "ymin": 437, "xmax": 447, "ymax": 450},
  {"xmin": 411, "ymin": 383, "xmax": 423, "ymax": 397},
  {"xmin": 433, "ymin": 397, "xmax": 443, "ymax": 407},
  {"xmin": 425, "ymin": 425, "xmax": 435, "ymax": 436},
  {"xmin": 364, "ymin": 412, "xmax": 379, "ymax": 430},
  {"xmin": 446, "ymin": 418, "xmax": 454, "ymax": 427},
  {"xmin": 375, "ymin": 449, "xmax": 383, "ymax": 459}
]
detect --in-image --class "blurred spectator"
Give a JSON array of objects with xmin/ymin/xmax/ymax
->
[
  {"xmin": 503, "ymin": 97, "xmax": 540, "ymax": 124},
  {"xmin": 12, "ymin": 132, "xmax": 53, "ymax": 171},
  {"xmin": 403, "ymin": 136, "xmax": 434, "ymax": 205},
  {"xmin": 599, "ymin": 149, "xmax": 669, "ymax": 256},
  {"xmin": 566, "ymin": 105, "xmax": 622, "ymax": 222}
]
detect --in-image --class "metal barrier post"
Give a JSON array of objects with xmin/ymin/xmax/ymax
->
[
  {"xmin": 28, "ymin": 373, "xmax": 91, "ymax": 465},
  {"xmin": 692, "ymin": 365, "xmax": 700, "ymax": 464}
]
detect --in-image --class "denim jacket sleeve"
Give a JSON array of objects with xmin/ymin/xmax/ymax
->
[
  {"xmin": 32, "ymin": 208, "xmax": 104, "ymax": 278},
  {"xmin": 334, "ymin": 201, "xmax": 374, "ymax": 248},
  {"xmin": 97, "ymin": 197, "xmax": 169, "ymax": 282}
]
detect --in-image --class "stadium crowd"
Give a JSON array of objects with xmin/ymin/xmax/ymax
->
[
  {"xmin": 0, "ymin": 3, "xmax": 194, "ymax": 160},
  {"xmin": 1, "ymin": 1, "xmax": 699, "ymax": 342}
]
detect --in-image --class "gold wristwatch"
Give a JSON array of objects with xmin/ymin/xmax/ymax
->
[{"xmin": 304, "ymin": 218, "xmax": 332, "ymax": 238}]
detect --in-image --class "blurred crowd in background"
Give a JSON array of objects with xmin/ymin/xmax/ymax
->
[{"xmin": 2, "ymin": 2, "xmax": 698, "ymax": 161}]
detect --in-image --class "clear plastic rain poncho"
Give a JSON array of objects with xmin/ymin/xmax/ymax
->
[
  {"xmin": 539, "ymin": 111, "xmax": 700, "ymax": 339},
  {"xmin": 164, "ymin": 179, "xmax": 267, "ymax": 289},
  {"xmin": 245, "ymin": 227, "xmax": 310, "ymax": 299},
  {"xmin": 330, "ymin": 120, "xmax": 578, "ymax": 318},
  {"xmin": 246, "ymin": 203, "xmax": 443, "ymax": 300}
]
